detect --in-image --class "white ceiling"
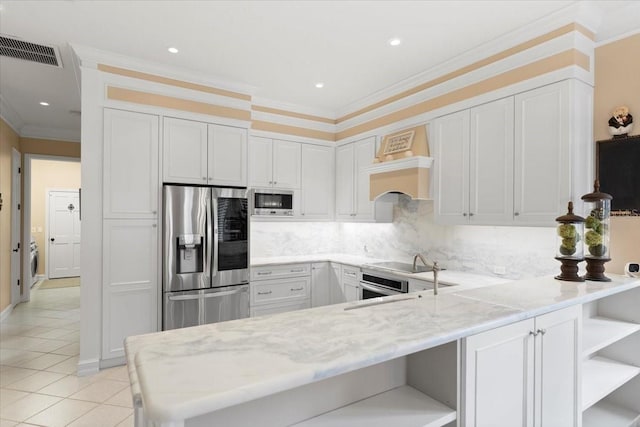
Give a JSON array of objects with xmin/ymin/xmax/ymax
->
[{"xmin": 1, "ymin": 0, "xmax": 639, "ymax": 142}]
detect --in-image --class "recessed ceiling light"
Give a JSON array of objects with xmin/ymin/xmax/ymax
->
[
  {"xmin": 168, "ymin": 47, "xmax": 179, "ymax": 54},
  {"xmin": 39, "ymin": 101, "xmax": 49, "ymax": 106},
  {"xmin": 315, "ymin": 82, "xmax": 324, "ymax": 89},
  {"xmin": 388, "ymin": 38, "xmax": 402, "ymax": 47}
]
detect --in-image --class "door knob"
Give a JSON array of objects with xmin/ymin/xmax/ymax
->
[
  {"xmin": 12, "ymin": 247, "xmax": 19, "ymax": 253},
  {"xmin": 50, "ymin": 238, "xmax": 55, "ymax": 242}
]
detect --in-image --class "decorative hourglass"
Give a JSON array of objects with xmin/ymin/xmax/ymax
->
[
  {"xmin": 581, "ymin": 180, "xmax": 612, "ymax": 281},
  {"xmin": 555, "ymin": 201, "xmax": 585, "ymax": 282}
]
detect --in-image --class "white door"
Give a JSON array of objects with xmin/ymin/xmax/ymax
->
[
  {"xmin": 433, "ymin": 110, "xmax": 470, "ymax": 224},
  {"xmin": 11, "ymin": 149, "xmax": 21, "ymax": 305},
  {"xmin": 335, "ymin": 143, "xmax": 355, "ymax": 219},
  {"xmin": 208, "ymin": 124, "xmax": 247, "ymax": 187},
  {"xmin": 469, "ymin": 97, "xmax": 515, "ymax": 224},
  {"xmin": 48, "ymin": 190, "xmax": 81, "ymax": 279},
  {"xmin": 354, "ymin": 136, "xmax": 376, "ymax": 219},
  {"xmin": 248, "ymin": 136, "xmax": 273, "ymax": 188},
  {"xmin": 162, "ymin": 117, "xmax": 208, "ymax": 185},
  {"xmin": 272, "ymin": 140, "xmax": 301, "ymax": 189},
  {"xmin": 301, "ymin": 144, "xmax": 334, "ymax": 219}
]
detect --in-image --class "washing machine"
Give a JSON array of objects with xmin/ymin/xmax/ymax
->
[{"xmin": 30, "ymin": 237, "xmax": 39, "ymax": 286}]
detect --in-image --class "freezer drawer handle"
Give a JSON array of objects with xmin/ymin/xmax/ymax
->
[
  {"xmin": 290, "ymin": 269, "xmax": 305, "ymax": 273},
  {"xmin": 257, "ymin": 291, "xmax": 273, "ymax": 295},
  {"xmin": 257, "ymin": 271, "xmax": 272, "ymax": 276},
  {"xmin": 168, "ymin": 288, "xmax": 246, "ymax": 301},
  {"xmin": 290, "ymin": 287, "xmax": 304, "ymax": 291}
]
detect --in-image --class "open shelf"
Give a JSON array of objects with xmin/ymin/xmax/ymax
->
[
  {"xmin": 582, "ymin": 317, "xmax": 640, "ymax": 358},
  {"xmin": 582, "ymin": 356, "xmax": 640, "ymax": 411},
  {"xmin": 294, "ymin": 385, "xmax": 456, "ymax": 427},
  {"xmin": 583, "ymin": 400, "xmax": 640, "ymax": 427}
]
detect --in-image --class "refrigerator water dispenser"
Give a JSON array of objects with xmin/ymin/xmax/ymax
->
[{"xmin": 177, "ymin": 234, "xmax": 203, "ymax": 274}]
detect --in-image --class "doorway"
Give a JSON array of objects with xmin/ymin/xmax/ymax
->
[
  {"xmin": 22, "ymin": 155, "xmax": 80, "ymax": 302},
  {"xmin": 10, "ymin": 148, "xmax": 21, "ymax": 306},
  {"xmin": 47, "ymin": 189, "xmax": 81, "ymax": 279}
]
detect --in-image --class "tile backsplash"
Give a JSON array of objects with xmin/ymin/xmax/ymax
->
[{"xmin": 251, "ymin": 195, "xmax": 559, "ymax": 280}]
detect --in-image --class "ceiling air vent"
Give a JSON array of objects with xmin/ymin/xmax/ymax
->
[{"xmin": 0, "ymin": 35, "xmax": 62, "ymax": 67}]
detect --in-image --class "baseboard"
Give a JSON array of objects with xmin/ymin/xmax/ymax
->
[
  {"xmin": 100, "ymin": 356, "xmax": 126, "ymax": 369},
  {"xmin": 77, "ymin": 357, "xmax": 100, "ymax": 377},
  {"xmin": 0, "ymin": 303, "xmax": 14, "ymax": 322}
]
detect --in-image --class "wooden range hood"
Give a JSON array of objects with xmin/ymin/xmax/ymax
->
[{"xmin": 367, "ymin": 125, "xmax": 433, "ymax": 201}]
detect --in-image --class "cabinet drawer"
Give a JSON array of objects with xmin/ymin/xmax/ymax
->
[
  {"xmin": 251, "ymin": 263, "xmax": 311, "ymax": 281},
  {"xmin": 342, "ymin": 266, "xmax": 360, "ymax": 284},
  {"xmin": 251, "ymin": 277, "xmax": 311, "ymax": 305},
  {"xmin": 250, "ymin": 300, "xmax": 310, "ymax": 318}
]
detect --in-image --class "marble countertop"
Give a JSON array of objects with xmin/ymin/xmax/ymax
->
[{"xmin": 125, "ymin": 274, "xmax": 639, "ymax": 423}]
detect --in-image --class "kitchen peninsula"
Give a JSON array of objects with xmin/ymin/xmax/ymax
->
[{"xmin": 125, "ymin": 274, "xmax": 640, "ymax": 427}]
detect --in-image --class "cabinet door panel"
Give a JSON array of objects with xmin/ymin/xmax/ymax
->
[
  {"xmin": 249, "ymin": 136, "xmax": 273, "ymax": 188},
  {"xmin": 103, "ymin": 109, "xmax": 159, "ymax": 218},
  {"xmin": 470, "ymin": 98, "xmax": 514, "ymax": 223},
  {"xmin": 354, "ymin": 137, "xmax": 375, "ymax": 219},
  {"xmin": 102, "ymin": 219, "xmax": 158, "ymax": 359},
  {"xmin": 433, "ymin": 110, "xmax": 470, "ymax": 224},
  {"xmin": 335, "ymin": 144, "xmax": 355, "ymax": 219},
  {"xmin": 535, "ymin": 306, "xmax": 580, "ymax": 427},
  {"xmin": 514, "ymin": 82, "xmax": 570, "ymax": 224},
  {"xmin": 311, "ymin": 262, "xmax": 331, "ymax": 307},
  {"xmin": 301, "ymin": 144, "xmax": 334, "ymax": 219},
  {"xmin": 463, "ymin": 318, "xmax": 535, "ymax": 427},
  {"xmin": 163, "ymin": 117, "xmax": 208, "ymax": 185},
  {"xmin": 208, "ymin": 124, "xmax": 247, "ymax": 187},
  {"xmin": 273, "ymin": 140, "xmax": 301, "ymax": 189}
]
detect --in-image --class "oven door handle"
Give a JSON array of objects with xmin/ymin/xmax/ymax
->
[{"xmin": 359, "ymin": 281, "xmax": 399, "ymax": 296}]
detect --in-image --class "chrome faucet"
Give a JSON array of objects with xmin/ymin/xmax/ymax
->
[{"xmin": 413, "ymin": 254, "xmax": 441, "ymax": 295}]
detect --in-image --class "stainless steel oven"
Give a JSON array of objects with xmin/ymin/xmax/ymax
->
[
  {"xmin": 251, "ymin": 189, "xmax": 294, "ymax": 216},
  {"xmin": 359, "ymin": 269, "xmax": 409, "ymax": 300}
]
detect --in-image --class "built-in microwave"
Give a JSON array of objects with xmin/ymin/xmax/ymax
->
[{"xmin": 251, "ymin": 189, "xmax": 294, "ymax": 216}]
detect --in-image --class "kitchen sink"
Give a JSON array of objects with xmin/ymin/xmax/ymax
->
[{"xmin": 364, "ymin": 261, "xmax": 437, "ymax": 274}]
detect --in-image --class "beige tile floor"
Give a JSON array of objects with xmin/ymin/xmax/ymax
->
[{"xmin": 1, "ymin": 282, "xmax": 134, "ymax": 427}]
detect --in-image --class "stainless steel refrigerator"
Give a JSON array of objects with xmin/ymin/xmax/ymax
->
[{"xmin": 163, "ymin": 185, "xmax": 249, "ymax": 330}]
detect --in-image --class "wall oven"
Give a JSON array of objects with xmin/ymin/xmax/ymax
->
[{"xmin": 359, "ymin": 269, "xmax": 409, "ymax": 300}]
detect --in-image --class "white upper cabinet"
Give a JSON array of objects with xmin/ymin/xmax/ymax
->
[
  {"xmin": 335, "ymin": 143, "xmax": 355, "ymax": 219},
  {"xmin": 434, "ymin": 79, "xmax": 592, "ymax": 226},
  {"xmin": 208, "ymin": 124, "xmax": 247, "ymax": 187},
  {"xmin": 514, "ymin": 82, "xmax": 570, "ymax": 224},
  {"xmin": 300, "ymin": 144, "xmax": 334, "ymax": 219},
  {"xmin": 470, "ymin": 97, "xmax": 515, "ymax": 224},
  {"xmin": 249, "ymin": 137, "xmax": 301, "ymax": 189},
  {"xmin": 335, "ymin": 136, "xmax": 390, "ymax": 222},
  {"xmin": 103, "ymin": 108, "xmax": 159, "ymax": 219},
  {"xmin": 163, "ymin": 117, "xmax": 247, "ymax": 187}
]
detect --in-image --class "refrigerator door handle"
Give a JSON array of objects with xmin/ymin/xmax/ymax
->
[
  {"xmin": 207, "ymin": 194, "xmax": 215, "ymax": 280},
  {"xmin": 167, "ymin": 288, "xmax": 247, "ymax": 301},
  {"xmin": 212, "ymin": 196, "xmax": 219, "ymax": 278}
]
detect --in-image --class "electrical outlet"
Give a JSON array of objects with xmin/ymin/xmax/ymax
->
[{"xmin": 493, "ymin": 266, "xmax": 506, "ymax": 275}]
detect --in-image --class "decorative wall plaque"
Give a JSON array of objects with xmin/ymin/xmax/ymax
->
[{"xmin": 382, "ymin": 130, "xmax": 415, "ymax": 155}]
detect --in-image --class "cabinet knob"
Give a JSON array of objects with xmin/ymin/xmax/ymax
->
[
  {"xmin": 529, "ymin": 330, "xmax": 538, "ymax": 336},
  {"xmin": 273, "ymin": 181, "xmax": 277, "ymax": 185},
  {"xmin": 469, "ymin": 212, "xmax": 474, "ymax": 217},
  {"xmin": 208, "ymin": 177, "xmax": 213, "ymax": 181},
  {"xmin": 463, "ymin": 213, "xmax": 467, "ymax": 217},
  {"xmin": 152, "ymin": 210, "xmax": 157, "ymax": 215},
  {"xmin": 202, "ymin": 177, "xmax": 207, "ymax": 181},
  {"xmin": 152, "ymin": 224, "xmax": 157, "ymax": 228},
  {"xmin": 514, "ymin": 212, "xmax": 520, "ymax": 216},
  {"xmin": 537, "ymin": 328, "xmax": 546, "ymax": 336}
]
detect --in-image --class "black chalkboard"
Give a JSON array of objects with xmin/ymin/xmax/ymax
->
[{"xmin": 597, "ymin": 135, "xmax": 640, "ymax": 212}]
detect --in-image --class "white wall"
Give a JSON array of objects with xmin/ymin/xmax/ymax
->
[{"xmin": 251, "ymin": 195, "xmax": 559, "ymax": 280}]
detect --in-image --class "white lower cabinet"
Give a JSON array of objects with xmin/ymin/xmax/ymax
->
[
  {"xmin": 341, "ymin": 265, "xmax": 360, "ymax": 302},
  {"xmin": 102, "ymin": 219, "xmax": 159, "ymax": 360},
  {"xmin": 311, "ymin": 262, "xmax": 331, "ymax": 307},
  {"xmin": 461, "ymin": 305, "xmax": 581, "ymax": 427},
  {"xmin": 581, "ymin": 287, "xmax": 640, "ymax": 426},
  {"xmin": 250, "ymin": 264, "xmax": 310, "ymax": 317}
]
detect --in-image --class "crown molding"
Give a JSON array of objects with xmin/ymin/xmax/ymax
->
[
  {"xmin": 70, "ymin": 43, "xmax": 256, "ymax": 97},
  {"xmin": 596, "ymin": 28, "xmax": 640, "ymax": 47},
  {"xmin": 251, "ymin": 96, "xmax": 336, "ymax": 121},
  {"xmin": 336, "ymin": 2, "xmax": 599, "ymax": 119},
  {"xmin": 20, "ymin": 125, "xmax": 80, "ymax": 143},
  {"xmin": 0, "ymin": 95, "xmax": 25, "ymax": 134}
]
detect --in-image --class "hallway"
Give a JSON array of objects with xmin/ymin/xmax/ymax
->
[{"xmin": 1, "ymin": 283, "xmax": 133, "ymax": 426}]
